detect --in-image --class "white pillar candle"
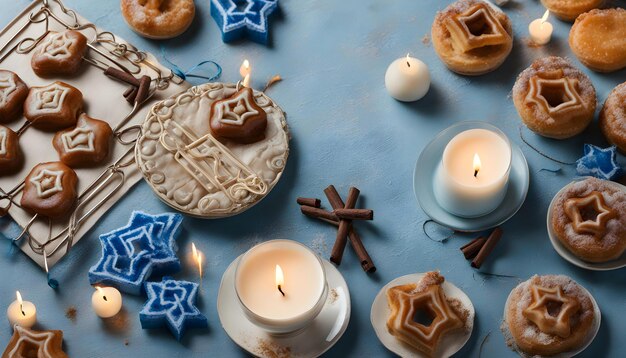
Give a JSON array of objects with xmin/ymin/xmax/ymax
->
[
  {"xmin": 235, "ymin": 240, "xmax": 328, "ymax": 334},
  {"xmin": 385, "ymin": 54, "xmax": 430, "ymax": 102},
  {"xmin": 529, "ymin": 10, "xmax": 553, "ymax": 45},
  {"xmin": 434, "ymin": 124, "xmax": 512, "ymax": 218},
  {"xmin": 7, "ymin": 291, "xmax": 36, "ymax": 328},
  {"xmin": 92, "ymin": 287, "xmax": 122, "ymax": 318}
]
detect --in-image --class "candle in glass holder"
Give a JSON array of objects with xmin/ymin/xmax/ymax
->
[
  {"xmin": 434, "ymin": 123, "xmax": 512, "ymax": 218},
  {"xmin": 235, "ymin": 240, "xmax": 327, "ymax": 334},
  {"xmin": 7, "ymin": 291, "xmax": 36, "ymax": 328},
  {"xmin": 92, "ymin": 286, "xmax": 122, "ymax": 318},
  {"xmin": 385, "ymin": 54, "xmax": 430, "ymax": 102}
]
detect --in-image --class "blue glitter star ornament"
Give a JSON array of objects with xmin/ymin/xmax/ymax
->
[
  {"xmin": 140, "ymin": 277, "xmax": 208, "ymax": 340},
  {"xmin": 88, "ymin": 212, "xmax": 183, "ymax": 295},
  {"xmin": 576, "ymin": 144, "xmax": 622, "ymax": 181},
  {"xmin": 210, "ymin": 0, "xmax": 278, "ymax": 44}
]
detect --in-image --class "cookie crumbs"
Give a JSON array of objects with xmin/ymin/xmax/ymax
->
[
  {"xmin": 65, "ymin": 306, "xmax": 77, "ymax": 323},
  {"xmin": 422, "ymin": 34, "xmax": 431, "ymax": 46},
  {"xmin": 255, "ymin": 339, "xmax": 291, "ymax": 358}
]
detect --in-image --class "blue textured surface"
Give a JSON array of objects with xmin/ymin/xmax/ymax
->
[{"xmin": 0, "ymin": 0, "xmax": 625, "ymax": 357}]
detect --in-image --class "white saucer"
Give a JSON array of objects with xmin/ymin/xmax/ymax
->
[
  {"xmin": 414, "ymin": 126, "xmax": 529, "ymax": 232},
  {"xmin": 547, "ymin": 179, "xmax": 626, "ymax": 271},
  {"xmin": 502, "ymin": 281, "xmax": 601, "ymax": 358},
  {"xmin": 217, "ymin": 257, "xmax": 351, "ymax": 358},
  {"xmin": 370, "ymin": 273, "xmax": 475, "ymax": 358}
]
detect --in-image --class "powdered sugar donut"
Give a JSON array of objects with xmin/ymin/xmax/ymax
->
[
  {"xmin": 540, "ymin": 0, "xmax": 603, "ymax": 21},
  {"xmin": 600, "ymin": 82, "xmax": 626, "ymax": 154},
  {"xmin": 121, "ymin": 0, "xmax": 195, "ymax": 39}
]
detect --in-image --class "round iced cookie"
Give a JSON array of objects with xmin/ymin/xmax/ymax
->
[
  {"xmin": 20, "ymin": 161, "xmax": 78, "ymax": 219},
  {"xmin": 135, "ymin": 82, "xmax": 289, "ymax": 218}
]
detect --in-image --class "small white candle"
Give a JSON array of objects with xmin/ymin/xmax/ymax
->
[
  {"xmin": 385, "ymin": 54, "xmax": 430, "ymax": 102},
  {"xmin": 239, "ymin": 59, "xmax": 251, "ymax": 78},
  {"xmin": 235, "ymin": 240, "xmax": 327, "ymax": 334},
  {"xmin": 529, "ymin": 10, "xmax": 553, "ymax": 45},
  {"xmin": 7, "ymin": 291, "xmax": 36, "ymax": 328},
  {"xmin": 434, "ymin": 124, "xmax": 512, "ymax": 218},
  {"xmin": 92, "ymin": 287, "xmax": 122, "ymax": 318}
]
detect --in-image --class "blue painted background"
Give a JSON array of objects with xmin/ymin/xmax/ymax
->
[{"xmin": 1, "ymin": 0, "xmax": 625, "ymax": 357}]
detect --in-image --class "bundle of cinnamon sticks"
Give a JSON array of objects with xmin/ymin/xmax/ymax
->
[
  {"xmin": 459, "ymin": 227, "xmax": 503, "ymax": 269},
  {"xmin": 104, "ymin": 67, "xmax": 151, "ymax": 104},
  {"xmin": 297, "ymin": 185, "xmax": 376, "ymax": 273}
]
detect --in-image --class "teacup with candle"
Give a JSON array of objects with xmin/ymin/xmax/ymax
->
[
  {"xmin": 235, "ymin": 240, "xmax": 328, "ymax": 334},
  {"xmin": 434, "ymin": 122, "xmax": 512, "ymax": 218},
  {"xmin": 7, "ymin": 291, "xmax": 36, "ymax": 328}
]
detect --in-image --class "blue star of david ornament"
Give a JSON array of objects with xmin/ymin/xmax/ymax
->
[
  {"xmin": 576, "ymin": 144, "xmax": 622, "ymax": 181},
  {"xmin": 210, "ymin": 0, "xmax": 278, "ymax": 44},
  {"xmin": 140, "ymin": 277, "xmax": 208, "ymax": 340},
  {"xmin": 88, "ymin": 212, "xmax": 183, "ymax": 295}
]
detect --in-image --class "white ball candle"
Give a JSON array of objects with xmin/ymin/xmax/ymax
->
[
  {"xmin": 235, "ymin": 240, "xmax": 327, "ymax": 334},
  {"xmin": 434, "ymin": 123, "xmax": 512, "ymax": 218},
  {"xmin": 92, "ymin": 287, "xmax": 122, "ymax": 318},
  {"xmin": 7, "ymin": 291, "xmax": 36, "ymax": 328},
  {"xmin": 385, "ymin": 54, "xmax": 430, "ymax": 102},
  {"xmin": 529, "ymin": 10, "xmax": 553, "ymax": 45}
]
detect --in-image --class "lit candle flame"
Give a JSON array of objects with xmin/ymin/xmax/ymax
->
[
  {"xmin": 240, "ymin": 59, "xmax": 250, "ymax": 77},
  {"xmin": 473, "ymin": 153, "xmax": 481, "ymax": 178},
  {"xmin": 96, "ymin": 286, "xmax": 108, "ymax": 302},
  {"xmin": 242, "ymin": 73, "xmax": 251, "ymax": 88},
  {"xmin": 406, "ymin": 53, "xmax": 411, "ymax": 68},
  {"xmin": 541, "ymin": 10, "xmax": 550, "ymax": 24},
  {"xmin": 16, "ymin": 291, "xmax": 25, "ymax": 316},
  {"xmin": 191, "ymin": 243, "xmax": 203, "ymax": 280},
  {"xmin": 275, "ymin": 265, "xmax": 285, "ymax": 296}
]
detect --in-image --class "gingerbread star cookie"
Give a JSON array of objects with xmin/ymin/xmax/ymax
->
[
  {"xmin": 2, "ymin": 325, "xmax": 68, "ymax": 358},
  {"xmin": 0, "ymin": 125, "xmax": 22, "ymax": 174},
  {"xmin": 20, "ymin": 161, "xmax": 78, "ymax": 219},
  {"xmin": 209, "ymin": 87, "xmax": 267, "ymax": 144},
  {"xmin": 23, "ymin": 81, "xmax": 83, "ymax": 131},
  {"xmin": 0, "ymin": 70, "xmax": 29, "ymax": 123},
  {"xmin": 53, "ymin": 113, "xmax": 113, "ymax": 167},
  {"xmin": 31, "ymin": 30, "xmax": 88, "ymax": 77}
]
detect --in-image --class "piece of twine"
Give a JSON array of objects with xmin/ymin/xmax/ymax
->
[
  {"xmin": 422, "ymin": 219, "xmax": 457, "ymax": 243},
  {"xmin": 518, "ymin": 126, "xmax": 576, "ymax": 166},
  {"xmin": 160, "ymin": 46, "xmax": 222, "ymax": 83}
]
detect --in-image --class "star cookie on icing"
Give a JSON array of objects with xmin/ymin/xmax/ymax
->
[
  {"xmin": 209, "ymin": 87, "xmax": 267, "ymax": 143},
  {"xmin": 386, "ymin": 272, "xmax": 464, "ymax": 356},
  {"xmin": 445, "ymin": 3, "xmax": 510, "ymax": 52},
  {"xmin": 89, "ymin": 211, "xmax": 183, "ymax": 294},
  {"xmin": 564, "ymin": 191, "xmax": 617, "ymax": 237},
  {"xmin": 140, "ymin": 277, "xmax": 208, "ymax": 340},
  {"xmin": 522, "ymin": 284, "xmax": 580, "ymax": 338},
  {"xmin": 526, "ymin": 75, "xmax": 585, "ymax": 117},
  {"xmin": 2, "ymin": 325, "xmax": 68, "ymax": 358},
  {"xmin": 53, "ymin": 113, "xmax": 113, "ymax": 168},
  {"xmin": 210, "ymin": 0, "xmax": 278, "ymax": 44},
  {"xmin": 576, "ymin": 144, "xmax": 622, "ymax": 181},
  {"xmin": 31, "ymin": 30, "xmax": 88, "ymax": 77}
]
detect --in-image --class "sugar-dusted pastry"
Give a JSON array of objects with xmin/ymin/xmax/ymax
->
[
  {"xmin": 2, "ymin": 325, "xmax": 68, "ymax": 358},
  {"xmin": 0, "ymin": 70, "xmax": 29, "ymax": 123},
  {"xmin": 386, "ymin": 271, "xmax": 466, "ymax": 356},
  {"xmin": 20, "ymin": 161, "xmax": 78, "ymax": 219},
  {"xmin": 31, "ymin": 30, "xmax": 88, "ymax": 77},
  {"xmin": 551, "ymin": 177, "xmax": 626, "ymax": 262},
  {"xmin": 431, "ymin": 0, "xmax": 513, "ymax": 75},
  {"xmin": 0, "ymin": 125, "xmax": 22, "ymax": 174},
  {"xmin": 569, "ymin": 8, "xmax": 626, "ymax": 72},
  {"xmin": 209, "ymin": 87, "xmax": 267, "ymax": 144},
  {"xmin": 600, "ymin": 82, "xmax": 626, "ymax": 153},
  {"xmin": 23, "ymin": 81, "xmax": 83, "ymax": 131},
  {"xmin": 541, "ymin": 0, "xmax": 604, "ymax": 21},
  {"xmin": 53, "ymin": 113, "xmax": 113, "ymax": 167},
  {"xmin": 512, "ymin": 56, "xmax": 596, "ymax": 139},
  {"xmin": 504, "ymin": 275, "xmax": 597, "ymax": 356},
  {"xmin": 121, "ymin": 0, "xmax": 196, "ymax": 39}
]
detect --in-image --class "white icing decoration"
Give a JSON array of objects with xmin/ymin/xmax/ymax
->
[
  {"xmin": 61, "ymin": 126, "xmax": 95, "ymax": 153},
  {"xmin": 30, "ymin": 83, "xmax": 69, "ymax": 115},
  {"xmin": 0, "ymin": 74, "xmax": 17, "ymax": 106},
  {"xmin": 136, "ymin": 83, "xmax": 289, "ymax": 217},
  {"xmin": 30, "ymin": 169, "xmax": 64, "ymax": 198},
  {"xmin": 213, "ymin": 93, "xmax": 260, "ymax": 126},
  {"xmin": 38, "ymin": 32, "xmax": 77, "ymax": 60},
  {"xmin": 6, "ymin": 326, "xmax": 58, "ymax": 357},
  {"xmin": 0, "ymin": 127, "xmax": 6, "ymax": 156}
]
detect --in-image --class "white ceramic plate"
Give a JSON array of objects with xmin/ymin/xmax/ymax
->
[
  {"xmin": 546, "ymin": 179, "xmax": 626, "ymax": 271},
  {"xmin": 370, "ymin": 273, "xmax": 475, "ymax": 358},
  {"xmin": 502, "ymin": 282, "xmax": 601, "ymax": 358},
  {"xmin": 217, "ymin": 256, "xmax": 350, "ymax": 358}
]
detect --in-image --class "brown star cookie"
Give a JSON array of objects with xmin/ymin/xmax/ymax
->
[
  {"xmin": 20, "ymin": 161, "xmax": 78, "ymax": 219},
  {"xmin": 23, "ymin": 81, "xmax": 83, "ymax": 131},
  {"xmin": 53, "ymin": 113, "xmax": 113, "ymax": 167},
  {"xmin": 31, "ymin": 30, "xmax": 88, "ymax": 77},
  {"xmin": 0, "ymin": 70, "xmax": 29, "ymax": 123},
  {"xmin": 0, "ymin": 125, "xmax": 22, "ymax": 174},
  {"xmin": 2, "ymin": 325, "xmax": 68, "ymax": 358},
  {"xmin": 209, "ymin": 87, "xmax": 267, "ymax": 144}
]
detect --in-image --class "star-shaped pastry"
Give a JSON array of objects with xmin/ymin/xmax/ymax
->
[
  {"xmin": 576, "ymin": 144, "xmax": 622, "ymax": 181},
  {"xmin": 31, "ymin": 30, "xmax": 88, "ymax": 77},
  {"xmin": 564, "ymin": 191, "xmax": 617, "ymax": 237},
  {"xmin": 53, "ymin": 113, "xmax": 113, "ymax": 168},
  {"xmin": 29, "ymin": 169, "xmax": 64, "ymax": 198},
  {"xmin": 89, "ymin": 211, "xmax": 183, "ymax": 295},
  {"xmin": 210, "ymin": 0, "xmax": 278, "ymax": 44},
  {"xmin": 2, "ymin": 325, "xmax": 68, "ymax": 358},
  {"xmin": 387, "ymin": 281, "xmax": 464, "ymax": 356},
  {"xmin": 522, "ymin": 284, "xmax": 580, "ymax": 338},
  {"xmin": 526, "ymin": 76, "xmax": 584, "ymax": 116},
  {"xmin": 140, "ymin": 277, "xmax": 208, "ymax": 340},
  {"xmin": 209, "ymin": 87, "xmax": 267, "ymax": 144},
  {"xmin": 446, "ymin": 3, "xmax": 510, "ymax": 52}
]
